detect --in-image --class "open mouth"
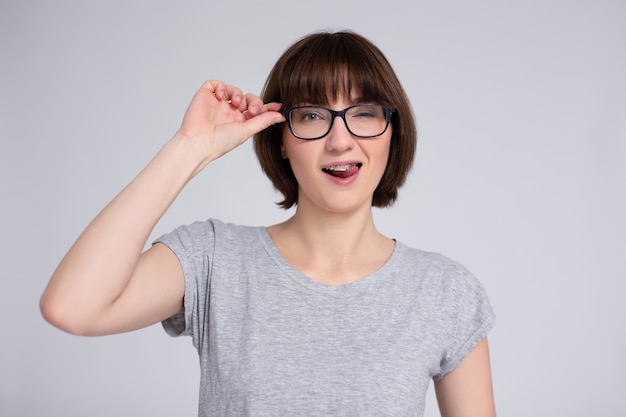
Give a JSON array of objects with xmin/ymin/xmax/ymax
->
[{"xmin": 322, "ymin": 163, "xmax": 362, "ymax": 178}]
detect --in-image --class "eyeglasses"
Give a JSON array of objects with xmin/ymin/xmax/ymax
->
[{"xmin": 283, "ymin": 104, "xmax": 395, "ymax": 140}]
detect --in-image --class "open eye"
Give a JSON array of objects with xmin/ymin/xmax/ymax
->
[
  {"xmin": 302, "ymin": 112, "xmax": 324, "ymax": 122},
  {"xmin": 292, "ymin": 107, "xmax": 329, "ymax": 123}
]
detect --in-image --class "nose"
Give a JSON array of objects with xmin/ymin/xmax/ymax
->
[{"xmin": 325, "ymin": 115, "xmax": 355, "ymax": 152}]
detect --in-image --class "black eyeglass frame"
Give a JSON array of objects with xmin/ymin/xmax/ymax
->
[{"xmin": 283, "ymin": 104, "xmax": 395, "ymax": 140}]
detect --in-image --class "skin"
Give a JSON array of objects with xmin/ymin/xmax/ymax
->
[
  {"xmin": 40, "ymin": 80, "xmax": 283, "ymax": 335},
  {"xmin": 436, "ymin": 338, "xmax": 496, "ymax": 417},
  {"xmin": 40, "ymin": 80, "xmax": 495, "ymax": 415},
  {"xmin": 269, "ymin": 96, "xmax": 395, "ymax": 285}
]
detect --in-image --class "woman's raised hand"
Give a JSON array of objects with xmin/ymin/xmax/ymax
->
[
  {"xmin": 175, "ymin": 80, "xmax": 284, "ymax": 174},
  {"xmin": 40, "ymin": 80, "xmax": 284, "ymax": 336}
]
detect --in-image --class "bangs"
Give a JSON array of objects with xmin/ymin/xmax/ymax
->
[
  {"xmin": 270, "ymin": 33, "xmax": 393, "ymax": 107},
  {"xmin": 255, "ymin": 30, "xmax": 417, "ymax": 209}
]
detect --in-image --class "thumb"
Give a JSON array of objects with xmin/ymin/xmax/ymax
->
[{"xmin": 240, "ymin": 111, "xmax": 285, "ymax": 139}]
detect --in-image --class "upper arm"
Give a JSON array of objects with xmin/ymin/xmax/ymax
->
[
  {"xmin": 89, "ymin": 242, "xmax": 185, "ymax": 335},
  {"xmin": 434, "ymin": 337, "xmax": 496, "ymax": 417}
]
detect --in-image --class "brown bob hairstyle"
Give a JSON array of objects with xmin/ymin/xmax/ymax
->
[{"xmin": 254, "ymin": 30, "xmax": 417, "ymax": 209}]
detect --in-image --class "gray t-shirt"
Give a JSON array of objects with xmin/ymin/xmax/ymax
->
[{"xmin": 156, "ymin": 218, "xmax": 494, "ymax": 416}]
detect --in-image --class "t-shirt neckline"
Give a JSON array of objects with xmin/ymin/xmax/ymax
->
[{"xmin": 256, "ymin": 226, "xmax": 403, "ymax": 295}]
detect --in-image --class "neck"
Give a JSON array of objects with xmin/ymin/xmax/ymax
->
[
  {"xmin": 298, "ymin": 210, "xmax": 374, "ymax": 253},
  {"xmin": 267, "ymin": 203, "xmax": 394, "ymax": 285}
]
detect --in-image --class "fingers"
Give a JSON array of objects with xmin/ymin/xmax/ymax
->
[
  {"xmin": 236, "ymin": 93, "xmax": 259, "ymax": 115},
  {"xmin": 240, "ymin": 97, "xmax": 285, "ymax": 137},
  {"xmin": 199, "ymin": 80, "xmax": 244, "ymax": 106},
  {"xmin": 239, "ymin": 94, "xmax": 284, "ymax": 117},
  {"xmin": 261, "ymin": 102, "xmax": 283, "ymax": 113},
  {"xmin": 200, "ymin": 80, "xmax": 237, "ymax": 101},
  {"xmin": 200, "ymin": 80, "xmax": 281, "ymax": 115},
  {"xmin": 195, "ymin": 79, "xmax": 285, "ymax": 138},
  {"xmin": 240, "ymin": 110, "xmax": 285, "ymax": 139},
  {"xmin": 199, "ymin": 80, "xmax": 223, "ymax": 98}
]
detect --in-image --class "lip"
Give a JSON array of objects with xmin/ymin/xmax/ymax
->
[{"xmin": 321, "ymin": 160, "xmax": 362, "ymax": 185}]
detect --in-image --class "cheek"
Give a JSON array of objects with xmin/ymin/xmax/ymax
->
[
  {"xmin": 281, "ymin": 127, "xmax": 302, "ymax": 160},
  {"xmin": 379, "ymin": 149, "xmax": 391, "ymax": 178},
  {"xmin": 376, "ymin": 136, "xmax": 392, "ymax": 167},
  {"xmin": 282, "ymin": 139, "xmax": 314, "ymax": 182},
  {"xmin": 371, "ymin": 139, "xmax": 392, "ymax": 183}
]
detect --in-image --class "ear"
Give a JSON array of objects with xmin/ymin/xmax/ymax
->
[{"xmin": 281, "ymin": 145, "xmax": 288, "ymax": 159}]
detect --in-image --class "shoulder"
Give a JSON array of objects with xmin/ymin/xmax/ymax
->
[
  {"xmin": 394, "ymin": 242, "xmax": 476, "ymax": 281},
  {"xmin": 154, "ymin": 218, "xmax": 263, "ymax": 256},
  {"xmin": 157, "ymin": 218, "xmax": 259, "ymax": 242},
  {"xmin": 392, "ymin": 242, "xmax": 490, "ymax": 304}
]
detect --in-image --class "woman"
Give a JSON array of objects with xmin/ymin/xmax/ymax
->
[{"xmin": 41, "ymin": 31, "xmax": 496, "ymax": 416}]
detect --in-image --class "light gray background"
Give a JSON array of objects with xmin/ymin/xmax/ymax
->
[{"xmin": 1, "ymin": 1, "xmax": 625, "ymax": 416}]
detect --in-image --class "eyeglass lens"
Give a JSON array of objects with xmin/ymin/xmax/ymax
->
[{"xmin": 288, "ymin": 105, "xmax": 389, "ymax": 139}]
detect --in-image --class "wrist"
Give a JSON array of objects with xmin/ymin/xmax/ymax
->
[{"xmin": 163, "ymin": 132, "xmax": 220, "ymax": 178}]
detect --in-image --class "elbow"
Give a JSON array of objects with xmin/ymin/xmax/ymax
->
[{"xmin": 39, "ymin": 293, "xmax": 94, "ymax": 336}]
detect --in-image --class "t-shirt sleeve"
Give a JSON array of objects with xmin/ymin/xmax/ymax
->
[
  {"xmin": 433, "ymin": 259, "xmax": 495, "ymax": 382},
  {"xmin": 152, "ymin": 220, "xmax": 215, "ymax": 351}
]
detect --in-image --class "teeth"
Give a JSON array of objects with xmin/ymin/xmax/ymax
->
[
  {"xmin": 324, "ymin": 163, "xmax": 361, "ymax": 172},
  {"xmin": 327, "ymin": 164, "xmax": 352, "ymax": 171}
]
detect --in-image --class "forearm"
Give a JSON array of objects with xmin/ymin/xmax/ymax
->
[
  {"xmin": 41, "ymin": 80, "xmax": 284, "ymax": 335},
  {"xmin": 40, "ymin": 136, "xmax": 204, "ymax": 332}
]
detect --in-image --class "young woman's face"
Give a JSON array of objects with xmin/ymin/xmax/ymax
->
[{"xmin": 281, "ymin": 94, "xmax": 392, "ymax": 215}]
